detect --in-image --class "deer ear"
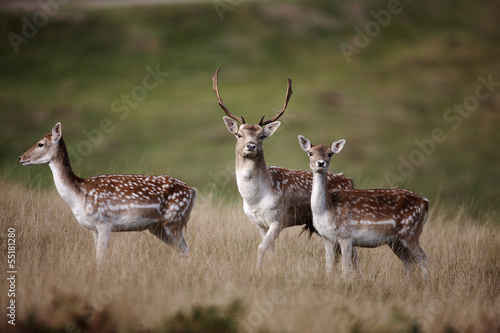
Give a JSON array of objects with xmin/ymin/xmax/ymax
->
[
  {"xmin": 52, "ymin": 122, "xmax": 62, "ymax": 142},
  {"xmin": 263, "ymin": 121, "xmax": 281, "ymax": 137},
  {"xmin": 223, "ymin": 116, "xmax": 240, "ymax": 135},
  {"xmin": 331, "ymin": 139, "xmax": 345, "ymax": 154},
  {"xmin": 298, "ymin": 135, "xmax": 311, "ymax": 152}
]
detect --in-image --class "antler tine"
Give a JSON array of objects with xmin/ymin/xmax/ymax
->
[
  {"xmin": 259, "ymin": 78, "xmax": 293, "ymax": 126},
  {"xmin": 212, "ymin": 67, "xmax": 245, "ymax": 124}
]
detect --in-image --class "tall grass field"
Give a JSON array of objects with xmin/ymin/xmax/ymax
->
[
  {"xmin": 1, "ymin": 0, "xmax": 499, "ymax": 332},
  {"xmin": 0, "ymin": 179, "xmax": 499, "ymax": 332}
]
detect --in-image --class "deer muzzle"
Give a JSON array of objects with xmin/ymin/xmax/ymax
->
[{"xmin": 316, "ymin": 160, "xmax": 326, "ymax": 168}]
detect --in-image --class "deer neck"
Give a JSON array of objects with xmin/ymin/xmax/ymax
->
[
  {"xmin": 235, "ymin": 151, "xmax": 273, "ymax": 205},
  {"xmin": 311, "ymin": 170, "xmax": 331, "ymax": 216},
  {"xmin": 48, "ymin": 139, "xmax": 83, "ymax": 207}
]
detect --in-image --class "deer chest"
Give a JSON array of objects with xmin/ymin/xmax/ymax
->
[{"xmin": 242, "ymin": 198, "xmax": 281, "ymax": 228}]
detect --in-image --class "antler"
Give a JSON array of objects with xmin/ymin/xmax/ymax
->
[
  {"xmin": 212, "ymin": 67, "xmax": 245, "ymax": 124},
  {"xmin": 259, "ymin": 78, "xmax": 293, "ymax": 126}
]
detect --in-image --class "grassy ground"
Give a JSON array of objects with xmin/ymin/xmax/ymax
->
[
  {"xmin": 0, "ymin": 0, "xmax": 499, "ymax": 210},
  {"xmin": 0, "ymin": 179, "xmax": 499, "ymax": 333},
  {"xmin": 1, "ymin": 1, "xmax": 499, "ymax": 332}
]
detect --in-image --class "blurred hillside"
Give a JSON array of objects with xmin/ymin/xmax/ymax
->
[{"xmin": 0, "ymin": 0, "xmax": 499, "ymax": 212}]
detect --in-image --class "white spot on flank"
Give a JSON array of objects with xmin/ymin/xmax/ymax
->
[{"xmin": 359, "ymin": 219, "xmax": 396, "ymax": 227}]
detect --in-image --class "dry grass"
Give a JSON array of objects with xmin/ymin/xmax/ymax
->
[{"xmin": 0, "ymin": 178, "xmax": 499, "ymax": 333}]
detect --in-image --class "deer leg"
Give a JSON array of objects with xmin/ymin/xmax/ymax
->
[
  {"xmin": 257, "ymin": 222, "xmax": 281, "ymax": 269},
  {"xmin": 148, "ymin": 223, "xmax": 189, "ymax": 257},
  {"xmin": 91, "ymin": 229, "xmax": 98, "ymax": 247},
  {"xmin": 324, "ymin": 238, "xmax": 336, "ymax": 276},
  {"xmin": 332, "ymin": 240, "xmax": 341, "ymax": 266},
  {"xmin": 170, "ymin": 228, "xmax": 189, "ymax": 258},
  {"xmin": 389, "ymin": 239, "xmax": 419, "ymax": 277},
  {"xmin": 350, "ymin": 245, "xmax": 359, "ymax": 270},
  {"xmin": 165, "ymin": 225, "xmax": 189, "ymax": 257},
  {"xmin": 342, "ymin": 245, "xmax": 361, "ymax": 277},
  {"xmin": 333, "ymin": 239, "xmax": 359, "ymax": 271},
  {"xmin": 258, "ymin": 226, "xmax": 274, "ymax": 253},
  {"xmin": 408, "ymin": 242, "xmax": 429, "ymax": 279},
  {"xmin": 95, "ymin": 224, "xmax": 112, "ymax": 265},
  {"xmin": 339, "ymin": 238, "xmax": 353, "ymax": 277}
]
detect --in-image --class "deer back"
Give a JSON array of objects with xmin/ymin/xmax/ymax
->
[{"xmin": 330, "ymin": 188, "xmax": 428, "ymax": 238}]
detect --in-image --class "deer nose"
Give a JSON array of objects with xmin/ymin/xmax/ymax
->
[
  {"xmin": 316, "ymin": 160, "xmax": 326, "ymax": 168},
  {"xmin": 246, "ymin": 143, "xmax": 256, "ymax": 151}
]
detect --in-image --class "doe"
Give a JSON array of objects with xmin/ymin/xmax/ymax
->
[
  {"xmin": 19, "ymin": 122, "xmax": 197, "ymax": 264},
  {"xmin": 299, "ymin": 135, "xmax": 429, "ymax": 278}
]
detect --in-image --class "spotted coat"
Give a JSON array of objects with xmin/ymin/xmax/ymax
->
[
  {"xmin": 267, "ymin": 166, "xmax": 354, "ymax": 232},
  {"xmin": 300, "ymin": 136, "xmax": 429, "ymax": 278},
  {"xmin": 19, "ymin": 122, "xmax": 196, "ymax": 263}
]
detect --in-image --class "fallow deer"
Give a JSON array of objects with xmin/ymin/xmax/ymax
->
[
  {"xmin": 19, "ymin": 122, "xmax": 196, "ymax": 264},
  {"xmin": 299, "ymin": 135, "xmax": 429, "ymax": 278},
  {"xmin": 213, "ymin": 68, "xmax": 357, "ymax": 268}
]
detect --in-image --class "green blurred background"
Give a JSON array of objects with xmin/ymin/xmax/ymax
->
[{"xmin": 1, "ymin": 0, "xmax": 499, "ymax": 213}]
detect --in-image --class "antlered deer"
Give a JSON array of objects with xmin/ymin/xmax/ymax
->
[
  {"xmin": 213, "ymin": 68, "xmax": 357, "ymax": 268},
  {"xmin": 299, "ymin": 135, "xmax": 429, "ymax": 278},
  {"xmin": 19, "ymin": 122, "xmax": 196, "ymax": 263}
]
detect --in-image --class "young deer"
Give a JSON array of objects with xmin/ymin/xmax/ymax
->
[
  {"xmin": 19, "ymin": 122, "xmax": 197, "ymax": 264},
  {"xmin": 213, "ymin": 68, "xmax": 357, "ymax": 268},
  {"xmin": 299, "ymin": 135, "xmax": 429, "ymax": 278}
]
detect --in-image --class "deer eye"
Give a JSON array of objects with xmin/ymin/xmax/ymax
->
[
  {"xmin": 259, "ymin": 135, "xmax": 266, "ymax": 140},
  {"xmin": 308, "ymin": 152, "xmax": 313, "ymax": 156},
  {"xmin": 237, "ymin": 134, "xmax": 242, "ymax": 139},
  {"xmin": 37, "ymin": 143, "xmax": 44, "ymax": 148},
  {"xmin": 328, "ymin": 152, "xmax": 334, "ymax": 158}
]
